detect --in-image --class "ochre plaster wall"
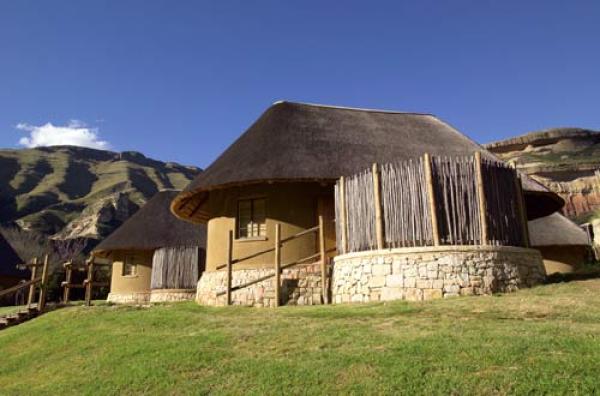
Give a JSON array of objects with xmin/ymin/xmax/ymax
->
[
  {"xmin": 109, "ymin": 250, "xmax": 154, "ymax": 294},
  {"xmin": 205, "ymin": 183, "xmax": 335, "ymax": 271},
  {"xmin": 536, "ymin": 245, "xmax": 587, "ymax": 274}
]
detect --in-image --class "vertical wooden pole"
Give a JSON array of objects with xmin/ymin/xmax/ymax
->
[
  {"xmin": 274, "ymin": 224, "xmax": 281, "ymax": 307},
  {"xmin": 226, "ymin": 230, "xmax": 233, "ymax": 306},
  {"xmin": 63, "ymin": 261, "xmax": 72, "ymax": 303},
  {"xmin": 474, "ymin": 152, "xmax": 489, "ymax": 245},
  {"xmin": 372, "ymin": 163, "xmax": 385, "ymax": 250},
  {"xmin": 423, "ymin": 153, "xmax": 441, "ymax": 246},
  {"xmin": 339, "ymin": 176, "xmax": 348, "ymax": 254},
  {"xmin": 27, "ymin": 257, "xmax": 38, "ymax": 307},
  {"xmin": 38, "ymin": 254, "xmax": 49, "ymax": 312},
  {"xmin": 514, "ymin": 174, "xmax": 531, "ymax": 247},
  {"xmin": 85, "ymin": 257, "xmax": 94, "ymax": 306},
  {"xmin": 318, "ymin": 215, "xmax": 328, "ymax": 304}
]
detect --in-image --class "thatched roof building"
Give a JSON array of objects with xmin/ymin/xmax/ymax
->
[
  {"xmin": 93, "ymin": 190, "xmax": 206, "ymax": 304},
  {"xmin": 95, "ymin": 190, "xmax": 206, "ymax": 255},
  {"xmin": 0, "ymin": 232, "xmax": 25, "ymax": 277},
  {"xmin": 0, "ymin": 231, "xmax": 28, "ymax": 290},
  {"xmin": 172, "ymin": 101, "xmax": 562, "ymax": 223},
  {"xmin": 529, "ymin": 213, "xmax": 590, "ymax": 274}
]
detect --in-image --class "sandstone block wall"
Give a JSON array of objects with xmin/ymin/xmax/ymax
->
[
  {"xmin": 332, "ymin": 246, "xmax": 545, "ymax": 303},
  {"xmin": 107, "ymin": 291, "xmax": 151, "ymax": 304},
  {"xmin": 196, "ymin": 263, "xmax": 326, "ymax": 307},
  {"xmin": 149, "ymin": 289, "xmax": 196, "ymax": 303}
]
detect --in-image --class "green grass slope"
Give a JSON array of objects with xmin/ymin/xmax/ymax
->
[
  {"xmin": 0, "ymin": 146, "xmax": 201, "ymax": 237},
  {"xmin": 1, "ymin": 280, "xmax": 599, "ymax": 395}
]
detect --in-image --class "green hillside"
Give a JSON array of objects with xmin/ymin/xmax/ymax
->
[
  {"xmin": 0, "ymin": 146, "xmax": 200, "ymax": 238},
  {"xmin": 1, "ymin": 280, "xmax": 599, "ymax": 395}
]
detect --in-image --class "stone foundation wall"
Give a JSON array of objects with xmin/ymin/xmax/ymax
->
[
  {"xmin": 196, "ymin": 263, "xmax": 326, "ymax": 307},
  {"xmin": 107, "ymin": 291, "xmax": 151, "ymax": 304},
  {"xmin": 332, "ymin": 246, "xmax": 545, "ymax": 303},
  {"xmin": 150, "ymin": 289, "xmax": 196, "ymax": 303}
]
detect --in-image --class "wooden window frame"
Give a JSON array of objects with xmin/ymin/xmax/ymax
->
[
  {"xmin": 236, "ymin": 197, "xmax": 267, "ymax": 240},
  {"xmin": 122, "ymin": 254, "xmax": 138, "ymax": 277}
]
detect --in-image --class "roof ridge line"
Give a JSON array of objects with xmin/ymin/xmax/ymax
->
[{"xmin": 272, "ymin": 100, "xmax": 435, "ymax": 116}]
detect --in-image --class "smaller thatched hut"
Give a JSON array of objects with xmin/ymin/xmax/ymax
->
[
  {"xmin": 93, "ymin": 190, "xmax": 206, "ymax": 304},
  {"xmin": 0, "ymin": 232, "xmax": 28, "ymax": 304},
  {"xmin": 529, "ymin": 213, "xmax": 590, "ymax": 274}
]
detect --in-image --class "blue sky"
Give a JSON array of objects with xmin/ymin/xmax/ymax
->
[{"xmin": 1, "ymin": 1, "xmax": 599, "ymax": 168}]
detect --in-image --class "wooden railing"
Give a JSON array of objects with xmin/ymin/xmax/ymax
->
[
  {"xmin": 0, "ymin": 255, "xmax": 50, "ymax": 312},
  {"xmin": 61, "ymin": 256, "xmax": 110, "ymax": 306},
  {"xmin": 217, "ymin": 215, "xmax": 335, "ymax": 306}
]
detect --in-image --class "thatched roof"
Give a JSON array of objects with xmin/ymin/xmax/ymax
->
[
  {"xmin": 172, "ymin": 101, "xmax": 563, "ymax": 223},
  {"xmin": 529, "ymin": 213, "xmax": 589, "ymax": 247},
  {"xmin": 0, "ymin": 231, "xmax": 27, "ymax": 279},
  {"xmin": 93, "ymin": 190, "xmax": 206, "ymax": 255}
]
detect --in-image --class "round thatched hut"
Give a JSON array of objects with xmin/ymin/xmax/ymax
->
[
  {"xmin": 529, "ymin": 213, "xmax": 590, "ymax": 274},
  {"xmin": 172, "ymin": 101, "xmax": 562, "ymax": 306},
  {"xmin": 93, "ymin": 190, "xmax": 206, "ymax": 304},
  {"xmin": 0, "ymin": 231, "xmax": 28, "ymax": 300}
]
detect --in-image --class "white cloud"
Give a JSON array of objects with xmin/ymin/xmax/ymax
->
[{"xmin": 16, "ymin": 120, "xmax": 111, "ymax": 150}]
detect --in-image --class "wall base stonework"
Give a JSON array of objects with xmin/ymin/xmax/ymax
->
[
  {"xmin": 107, "ymin": 291, "xmax": 151, "ymax": 304},
  {"xmin": 332, "ymin": 246, "xmax": 546, "ymax": 303},
  {"xmin": 150, "ymin": 289, "xmax": 196, "ymax": 303},
  {"xmin": 196, "ymin": 263, "xmax": 326, "ymax": 307}
]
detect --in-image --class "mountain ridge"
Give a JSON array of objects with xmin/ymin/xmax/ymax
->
[{"xmin": 0, "ymin": 145, "xmax": 201, "ymax": 240}]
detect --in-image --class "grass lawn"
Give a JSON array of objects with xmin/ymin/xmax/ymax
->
[{"xmin": 1, "ymin": 280, "xmax": 599, "ymax": 395}]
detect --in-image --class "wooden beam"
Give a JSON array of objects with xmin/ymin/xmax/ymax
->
[
  {"xmin": 274, "ymin": 223, "xmax": 281, "ymax": 307},
  {"xmin": 85, "ymin": 257, "xmax": 95, "ymax": 306},
  {"xmin": 63, "ymin": 261, "xmax": 72, "ymax": 303},
  {"xmin": 372, "ymin": 163, "xmax": 385, "ymax": 250},
  {"xmin": 514, "ymin": 174, "xmax": 531, "ymax": 247},
  {"xmin": 27, "ymin": 257, "xmax": 38, "ymax": 307},
  {"xmin": 226, "ymin": 230, "xmax": 233, "ymax": 306},
  {"xmin": 318, "ymin": 215, "xmax": 328, "ymax": 304},
  {"xmin": 474, "ymin": 151, "xmax": 489, "ymax": 245},
  {"xmin": 423, "ymin": 153, "xmax": 441, "ymax": 246},
  {"xmin": 38, "ymin": 254, "xmax": 50, "ymax": 312},
  {"xmin": 0, "ymin": 277, "xmax": 42, "ymax": 298},
  {"xmin": 339, "ymin": 176, "xmax": 348, "ymax": 254}
]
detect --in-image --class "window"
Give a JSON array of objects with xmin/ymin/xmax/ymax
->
[
  {"xmin": 123, "ymin": 255, "xmax": 137, "ymax": 276},
  {"xmin": 237, "ymin": 198, "xmax": 266, "ymax": 238}
]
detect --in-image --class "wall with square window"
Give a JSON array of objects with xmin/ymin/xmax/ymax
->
[{"xmin": 204, "ymin": 182, "xmax": 336, "ymax": 271}]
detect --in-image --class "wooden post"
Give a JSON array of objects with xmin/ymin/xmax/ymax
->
[
  {"xmin": 474, "ymin": 151, "xmax": 489, "ymax": 245},
  {"xmin": 85, "ymin": 257, "xmax": 94, "ymax": 306},
  {"xmin": 339, "ymin": 176, "xmax": 348, "ymax": 254},
  {"xmin": 27, "ymin": 257, "xmax": 38, "ymax": 307},
  {"xmin": 38, "ymin": 254, "xmax": 49, "ymax": 312},
  {"xmin": 63, "ymin": 261, "xmax": 72, "ymax": 303},
  {"xmin": 274, "ymin": 223, "xmax": 281, "ymax": 307},
  {"xmin": 226, "ymin": 230, "xmax": 233, "ymax": 306},
  {"xmin": 423, "ymin": 153, "xmax": 441, "ymax": 246},
  {"xmin": 372, "ymin": 163, "xmax": 385, "ymax": 250},
  {"xmin": 514, "ymin": 174, "xmax": 531, "ymax": 247},
  {"xmin": 318, "ymin": 215, "xmax": 328, "ymax": 304}
]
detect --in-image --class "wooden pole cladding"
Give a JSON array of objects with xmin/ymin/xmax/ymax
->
[
  {"xmin": 226, "ymin": 230, "xmax": 233, "ymax": 306},
  {"xmin": 514, "ymin": 174, "xmax": 531, "ymax": 248},
  {"xmin": 339, "ymin": 176, "xmax": 348, "ymax": 254},
  {"xmin": 474, "ymin": 151, "xmax": 489, "ymax": 245},
  {"xmin": 27, "ymin": 257, "xmax": 38, "ymax": 307},
  {"xmin": 38, "ymin": 254, "xmax": 50, "ymax": 312},
  {"xmin": 63, "ymin": 261, "xmax": 73, "ymax": 303},
  {"xmin": 318, "ymin": 215, "xmax": 327, "ymax": 304},
  {"xmin": 423, "ymin": 153, "xmax": 441, "ymax": 246},
  {"xmin": 85, "ymin": 257, "xmax": 95, "ymax": 306},
  {"xmin": 372, "ymin": 163, "xmax": 385, "ymax": 250},
  {"xmin": 274, "ymin": 223, "xmax": 281, "ymax": 307}
]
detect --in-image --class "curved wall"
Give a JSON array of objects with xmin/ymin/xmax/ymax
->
[
  {"xmin": 205, "ymin": 183, "xmax": 336, "ymax": 271},
  {"xmin": 107, "ymin": 250, "xmax": 153, "ymax": 304},
  {"xmin": 332, "ymin": 245, "xmax": 546, "ymax": 303}
]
